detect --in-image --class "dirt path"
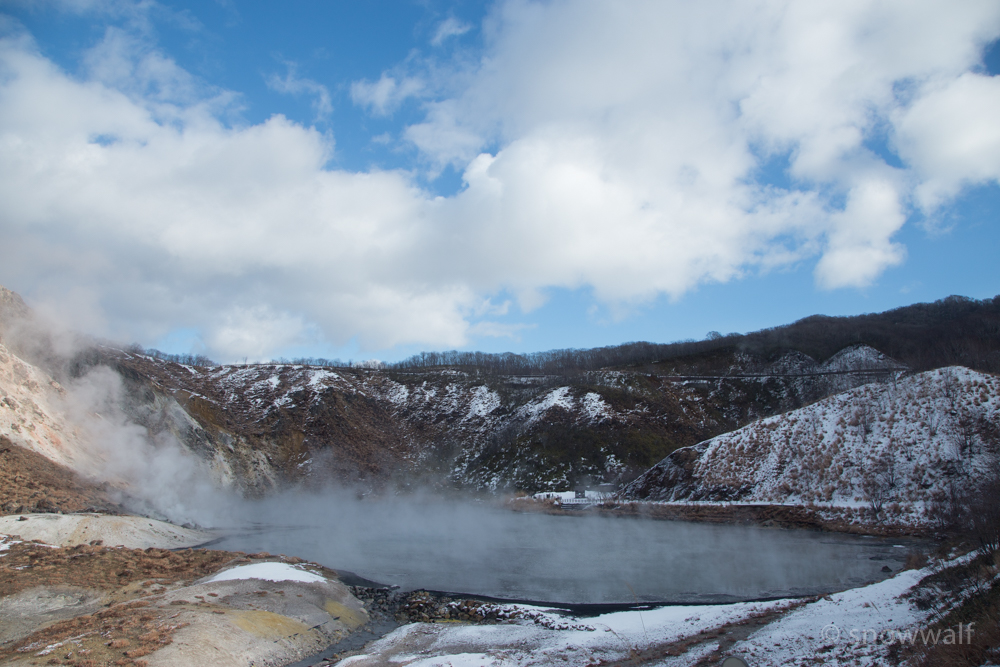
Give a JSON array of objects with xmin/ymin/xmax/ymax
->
[{"xmin": 0, "ymin": 513, "xmax": 215, "ymax": 550}]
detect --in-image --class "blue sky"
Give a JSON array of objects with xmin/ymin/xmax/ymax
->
[{"xmin": 1, "ymin": 1, "xmax": 999, "ymax": 363}]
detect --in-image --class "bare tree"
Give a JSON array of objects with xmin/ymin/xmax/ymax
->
[
  {"xmin": 862, "ymin": 451, "xmax": 898, "ymax": 520},
  {"xmin": 965, "ymin": 472, "xmax": 1000, "ymax": 557}
]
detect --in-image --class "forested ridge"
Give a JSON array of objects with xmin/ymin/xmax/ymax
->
[
  {"xmin": 134, "ymin": 294, "xmax": 1000, "ymax": 377},
  {"xmin": 386, "ymin": 294, "xmax": 1000, "ymax": 375}
]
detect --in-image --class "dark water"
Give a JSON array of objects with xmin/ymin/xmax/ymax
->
[{"xmin": 211, "ymin": 500, "xmax": 919, "ymax": 605}]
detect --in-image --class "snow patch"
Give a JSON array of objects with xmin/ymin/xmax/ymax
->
[
  {"xmin": 521, "ymin": 387, "xmax": 575, "ymax": 422},
  {"xmin": 307, "ymin": 370, "xmax": 339, "ymax": 389},
  {"xmin": 342, "ymin": 598, "xmax": 791, "ymax": 667},
  {"xmin": 206, "ymin": 562, "xmax": 326, "ymax": 584},
  {"xmin": 465, "ymin": 386, "xmax": 501, "ymax": 419},
  {"xmin": 581, "ymin": 392, "xmax": 611, "ymax": 421},
  {"xmin": 383, "ymin": 381, "xmax": 410, "ymax": 406},
  {"xmin": 732, "ymin": 567, "xmax": 929, "ymax": 665}
]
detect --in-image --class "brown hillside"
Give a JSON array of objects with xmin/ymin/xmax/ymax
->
[{"xmin": 0, "ymin": 436, "xmax": 122, "ymax": 515}]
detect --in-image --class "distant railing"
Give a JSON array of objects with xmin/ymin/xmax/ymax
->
[{"xmin": 656, "ymin": 367, "xmax": 908, "ymax": 381}]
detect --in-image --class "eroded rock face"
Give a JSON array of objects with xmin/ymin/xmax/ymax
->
[
  {"xmin": 92, "ymin": 337, "xmax": 914, "ymax": 495},
  {"xmin": 0, "ymin": 342, "xmax": 83, "ymax": 470},
  {"xmin": 92, "ymin": 350, "xmax": 726, "ymax": 495}
]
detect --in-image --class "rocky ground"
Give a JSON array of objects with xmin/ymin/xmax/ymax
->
[
  {"xmin": 0, "ymin": 515, "xmax": 533, "ymax": 667},
  {"xmin": 0, "ymin": 526, "xmax": 370, "ymax": 667}
]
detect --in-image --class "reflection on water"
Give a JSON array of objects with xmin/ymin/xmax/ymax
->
[{"xmin": 211, "ymin": 497, "xmax": 919, "ymax": 605}]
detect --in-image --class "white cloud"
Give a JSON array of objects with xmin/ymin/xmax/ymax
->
[
  {"xmin": 396, "ymin": 0, "xmax": 999, "ymax": 292},
  {"xmin": 1, "ymin": 1, "xmax": 999, "ymax": 360},
  {"xmin": 468, "ymin": 320, "xmax": 534, "ymax": 340},
  {"xmin": 350, "ymin": 73, "xmax": 424, "ymax": 116},
  {"xmin": 894, "ymin": 72, "xmax": 1000, "ymax": 211},
  {"xmin": 0, "ymin": 30, "xmax": 462, "ymax": 357},
  {"xmin": 814, "ymin": 180, "xmax": 907, "ymax": 289},
  {"xmin": 431, "ymin": 17, "xmax": 471, "ymax": 46},
  {"xmin": 206, "ymin": 305, "xmax": 311, "ymax": 361}
]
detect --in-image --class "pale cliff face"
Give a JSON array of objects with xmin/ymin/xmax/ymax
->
[{"xmin": 0, "ymin": 340, "xmax": 84, "ymax": 470}]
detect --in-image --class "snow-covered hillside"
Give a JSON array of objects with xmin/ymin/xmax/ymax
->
[
  {"xmin": 112, "ymin": 342, "xmax": 912, "ymax": 487},
  {"xmin": 622, "ymin": 367, "xmax": 1000, "ymax": 523},
  {"xmin": 0, "ymin": 334, "xmax": 917, "ymax": 498}
]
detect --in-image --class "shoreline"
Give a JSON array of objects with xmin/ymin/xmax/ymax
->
[{"xmin": 507, "ymin": 497, "xmax": 941, "ymax": 539}]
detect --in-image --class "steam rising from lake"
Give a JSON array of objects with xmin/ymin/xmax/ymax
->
[
  {"xmin": 214, "ymin": 491, "xmax": 912, "ymax": 605},
  {"xmin": 48, "ymin": 369, "xmax": 914, "ymax": 605},
  {"xmin": 0, "ymin": 314, "xmax": 912, "ymax": 607}
]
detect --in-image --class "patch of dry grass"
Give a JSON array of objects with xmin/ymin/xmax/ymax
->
[
  {"xmin": 2, "ymin": 598, "xmax": 189, "ymax": 666},
  {"xmin": 0, "ymin": 541, "xmax": 242, "ymax": 599},
  {"xmin": 0, "ymin": 438, "xmax": 122, "ymax": 515}
]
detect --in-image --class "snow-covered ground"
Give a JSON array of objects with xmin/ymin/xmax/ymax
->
[
  {"xmin": 729, "ymin": 568, "xmax": 930, "ymax": 665},
  {"xmin": 338, "ymin": 557, "xmax": 952, "ymax": 666},
  {"xmin": 339, "ymin": 598, "xmax": 794, "ymax": 667}
]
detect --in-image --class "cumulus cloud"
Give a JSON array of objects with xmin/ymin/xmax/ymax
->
[
  {"xmin": 402, "ymin": 0, "xmax": 999, "ymax": 291},
  {"xmin": 0, "ymin": 1, "xmax": 999, "ymax": 360},
  {"xmin": 894, "ymin": 72, "xmax": 1000, "ymax": 210}
]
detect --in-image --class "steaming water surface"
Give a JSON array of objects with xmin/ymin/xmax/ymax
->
[{"xmin": 213, "ymin": 500, "xmax": 916, "ymax": 605}]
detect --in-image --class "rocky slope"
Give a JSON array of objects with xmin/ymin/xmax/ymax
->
[
  {"xmin": 98, "ymin": 352, "xmax": 719, "ymax": 493},
  {"xmin": 0, "ymin": 283, "xmax": 924, "ymax": 498},
  {"xmin": 621, "ymin": 366, "xmax": 1000, "ymax": 524},
  {"xmin": 0, "ymin": 435, "xmax": 121, "ymax": 515},
  {"xmin": 94, "ymin": 342, "xmax": 906, "ymax": 495}
]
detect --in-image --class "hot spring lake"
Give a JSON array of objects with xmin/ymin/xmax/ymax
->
[{"xmin": 210, "ymin": 501, "xmax": 919, "ymax": 606}]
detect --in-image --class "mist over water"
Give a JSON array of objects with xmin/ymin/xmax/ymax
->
[
  {"xmin": 214, "ymin": 492, "xmax": 913, "ymax": 605},
  {"xmin": 0, "ymin": 311, "xmax": 916, "ymax": 607},
  {"xmin": 48, "ymin": 369, "xmax": 915, "ymax": 607}
]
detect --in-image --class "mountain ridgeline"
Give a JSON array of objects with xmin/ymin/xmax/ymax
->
[
  {"xmin": 142, "ymin": 294, "xmax": 1000, "ymax": 378},
  {"xmin": 365, "ymin": 294, "xmax": 1000, "ymax": 376},
  {"xmin": 1, "ymin": 287, "xmax": 999, "ymax": 501}
]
